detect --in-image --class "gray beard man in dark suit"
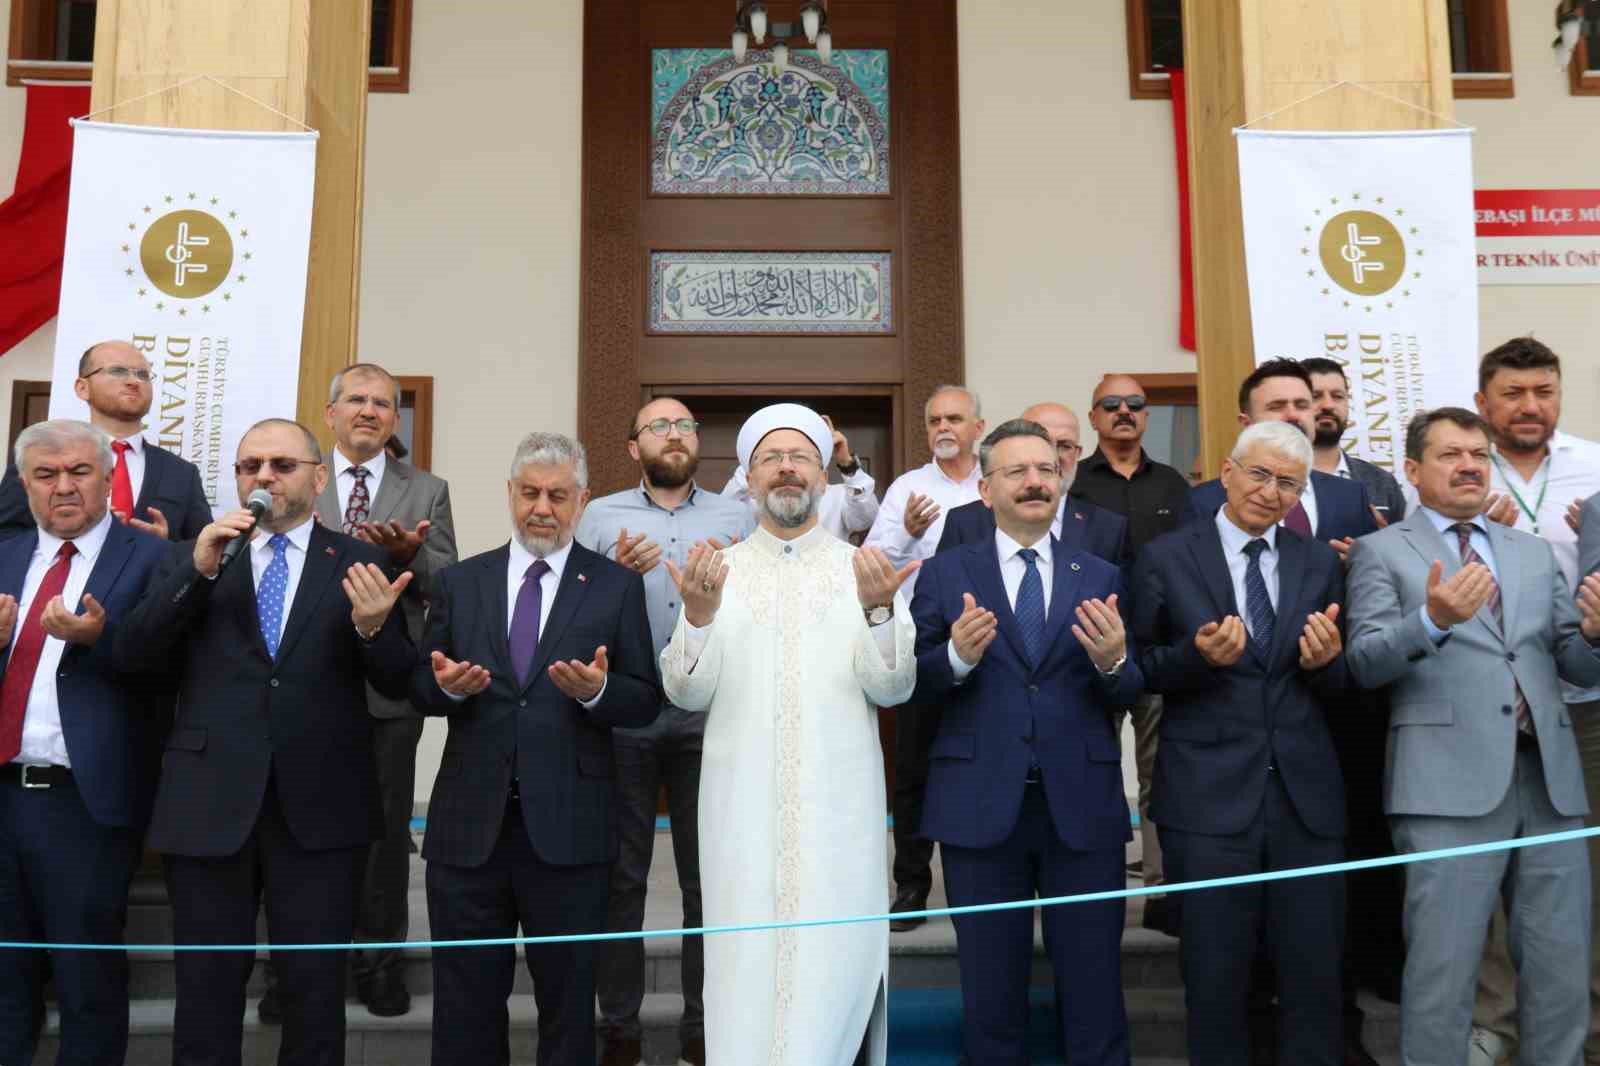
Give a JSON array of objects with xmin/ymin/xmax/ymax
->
[{"xmin": 0, "ymin": 340, "xmax": 213, "ymax": 542}]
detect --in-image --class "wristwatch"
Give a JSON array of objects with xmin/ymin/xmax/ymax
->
[
  {"xmin": 865, "ymin": 604, "xmax": 893, "ymax": 626},
  {"xmin": 837, "ymin": 455, "xmax": 861, "ymax": 475},
  {"xmin": 1097, "ymin": 652, "xmax": 1127, "ymax": 677}
]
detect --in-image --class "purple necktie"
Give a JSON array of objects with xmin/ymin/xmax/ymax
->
[{"xmin": 509, "ymin": 559, "xmax": 551, "ymax": 687}]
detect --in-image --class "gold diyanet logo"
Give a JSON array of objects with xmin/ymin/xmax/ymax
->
[
  {"xmin": 1300, "ymin": 193, "xmax": 1423, "ymax": 314},
  {"xmin": 122, "ymin": 194, "xmax": 251, "ymax": 315}
]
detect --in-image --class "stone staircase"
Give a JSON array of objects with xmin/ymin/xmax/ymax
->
[{"xmin": 33, "ymin": 835, "xmax": 1402, "ymax": 1065}]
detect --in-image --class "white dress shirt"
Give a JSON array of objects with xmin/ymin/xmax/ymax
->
[
  {"xmin": 948, "ymin": 528, "xmax": 1053, "ymax": 679},
  {"xmin": 15, "ymin": 510, "xmax": 115, "ymax": 766},
  {"xmin": 333, "ymin": 448, "xmax": 388, "ymax": 527},
  {"xmin": 1215, "ymin": 508, "xmax": 1280, "ymax": 640},
  {"xmin": 864, "ymin": 459, "xmax": 983, "ymax": 601},
  {"xmin": 112, "ymin": 434, "xmax": 147, "ymax": 506},
  {"xmin": 248, "ymin": 517, "xmax": 314, "ymax": 649}
]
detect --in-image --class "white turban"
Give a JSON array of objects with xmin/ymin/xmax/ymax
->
[{"xmin": 736, "ymin": 403, "xmax": 832, "ymax": 472}]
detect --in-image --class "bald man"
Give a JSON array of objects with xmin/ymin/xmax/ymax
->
[{"xmin": 0, "ymin": 341, "xmax": 212, "ymax": 542}]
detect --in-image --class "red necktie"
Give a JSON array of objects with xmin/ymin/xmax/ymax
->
[
  {"xmin": 1284, "ymin": 501, "xmax": 1312, "ymax": 537},
  {"xmin": 0, "ymin": 541, "xmax": 77, "ymax": 763},
  {"xmin": 110, "ymin": 440, "xmax": 134, "ymax": 520}
]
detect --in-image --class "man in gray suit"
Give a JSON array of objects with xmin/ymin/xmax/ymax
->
[
  {"xmin": 1346, "ymin": 407, "xmax": 1600, "ymax": 1066},
  {"xmin": 317, "ymin": 362, "xmax": 457, "ymax": 1016}
]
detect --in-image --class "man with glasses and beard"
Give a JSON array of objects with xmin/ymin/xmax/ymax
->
[
  {"xmin": 575, "ymin": 398, "xmax": 754, "ymax": 1066},
  {"xmin": 660, "ymin": 403, "xmax": 918, "ymax": 1066}
]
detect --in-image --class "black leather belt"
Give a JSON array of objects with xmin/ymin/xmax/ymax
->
[{"xmin": 0, "ymin": 763, "xmax": 72, "ymax": 789}]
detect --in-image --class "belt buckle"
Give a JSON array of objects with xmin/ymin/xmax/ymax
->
[{"xmin": 20, "ymin": 765, "xmax": 51, "ymax": 790}]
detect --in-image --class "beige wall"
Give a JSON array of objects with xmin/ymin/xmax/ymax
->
[{"xmin": 2, "ymin": 2, "xmax": 1596, "ymax": 802}]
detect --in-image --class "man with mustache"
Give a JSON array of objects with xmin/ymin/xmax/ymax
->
[
  {"xmin": 1461, "ymin": 337, "xmax": 1600, "ymax": 1066},
  {"xmin": 721, "ymin": 414, "xmax": 880, "ymax": 543},
  {"xmin": 661, "ymin": 403, "xmax": 918, "ymax": 1065},
  {"xmin": 1346, "ymin": 407, "xmax": 1600, "ymax": 1066},
  {"xmin": 911, "ymin": 419, "xmax": 1142, "ymax": 1065},
  {"xmin": 1071, "ymin": 374, "xmax": 1194, "ymax": 935},
  {"xmin": 0, "ymin": 340, "xmax": 212, "ymax": 541},
  {"xmin": 863, "ymin": 384, "xmax": 986, "ymax": 927},
  {"xmin": 575, "ymin": 397, "xmax": 754, "ymax": 1066},
  {"xmin": 414, "ymin": 432, "xmax": 661, "ymax": 1066}
]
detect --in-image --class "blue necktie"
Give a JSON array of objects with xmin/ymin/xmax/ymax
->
[
  {"xmin": 509, "ymin": 559, "xmax": 551, "ymax": 687},
  {"xmin": 1242, "ymin": 538, "xmax": 1275, "ymax": 658},
  {"xmin": 1015, "ymin": 547, "xmax": 1047, "ymax": 664},
  {"xmin": 257, "ymin": 533, "xmax": 290, "ymax": 659}
]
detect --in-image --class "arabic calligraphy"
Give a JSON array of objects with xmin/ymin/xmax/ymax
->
[{"xmin": 650, "ymin": 252, "xmax": 892, "ymax": 334}]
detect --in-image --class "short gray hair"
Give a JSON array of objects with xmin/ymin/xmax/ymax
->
[
  {"xmin": 510, "ymin": 432, "xmax": 588, "ymax": 487},
  {"xmin": 328, "ymin": 363, "xmax": 399, "ymax": 406},
  {"xmin": 14, "ymin": 419, "xmax": 114, "ymax": 473},
  {"xmin": 924, "ymin": 384, "xmax": 981, "ymax": 421},
  {"xmin": 1231, "ymin": 420, "xmax": 1313, "ymax": 471}
]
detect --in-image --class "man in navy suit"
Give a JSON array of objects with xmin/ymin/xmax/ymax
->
[
  {"xmin": 1134, "ymin": 421, "xmax": 1350, "ymax": 1066},
  {"xmin": 911, "ymin": 419, "xmax": 1143, "ymax": 1066},
  {"xmin": 937, "ymin": 402, "xmax": 1127, "ymax": 567},
  {"xmin": 413, "ymin": 432, "xmax": 661, "ymax": 1066},
  {"xmin": 0, "ymin": 341, "xmax": 213, "ymax": 542},
  {"xmin": 1189, "ymin": 359, "xmax": 1378, "ymax": 557},
  {"xmin": 0, "ymin": 419, "xmax": 168, "ymax": 1066}
]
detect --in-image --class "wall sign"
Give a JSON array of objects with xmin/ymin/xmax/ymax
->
[
  {"xmin": 649, "ymin": 251, "xmax": 892, "ymax": 334},
  {"xmin": 1475, "ymin": 189, "xmax": 1600, "ymax": 285}
]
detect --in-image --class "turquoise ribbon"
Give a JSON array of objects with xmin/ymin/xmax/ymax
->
[{"xmin": 4, "ymin": 824, "xmax": 1596, "ymax": 952}]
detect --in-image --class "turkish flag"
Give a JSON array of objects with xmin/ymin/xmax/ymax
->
[{"xmin": 0, "ymin": 84, "xmax": 91, "ymax": 356}]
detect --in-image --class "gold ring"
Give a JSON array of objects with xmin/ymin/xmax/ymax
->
[{"xmin": 701, "ymin": 581, "xmax": 713, "ymax": 592}]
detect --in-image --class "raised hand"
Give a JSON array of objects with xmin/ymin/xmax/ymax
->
[
  {"xmin": 193, "ymin": 509, "xmax": 259, "ymax": 578},
  {"xmin": 549, "ymin": 645, "xmax": 609, "ymax": 702},
  {"xmin": 0, "ymin": 594, "xmax": 15, "ymax": 647},
  {"xmin": 824, "ymin": 415, "xmax": 852, "ymax": 467},
  {"xmin": 951, "ymin": 592, "xmax": 997, "ymax": 666},
  {"xmin": 39, "ymin": 593, "xmax": 104, "ymax": 645},
  {"xmin": 665, "ymin": 543, "xmax": 729, "ymax": 627},
  {"xmin": 1425, "ymin": 559, "xmax": 1495, "ymax": 629},
  {"xmin": 1578, "ymin": 574, "xmax": 1600, "ymax": 640},
  {"xmin": 1568, "ymin": 499, "xmax": 1584, "ymax": 535},
  {"xmin": 1328, "ymin": 536, "xmax": 1355, "ymax": 564},
  {"xmin": 903, "ymin": 493, "xmax": 940, "ymax": 539},
  {"xmin": 431, "ymin": 650, "xmax": 491, "ymax": 697},
  {"xmin": 1482, "ymin": 492, "xmax": 1519, "ymax": 527},
  {"xmin": 355, "ymin": 519, "xmax": 432, "ymax": 565},
  {"xmin": 853, "ymin": 546, "xmax": 918, "ymax": 609},
  {"xmin": 1072, "ymin": 594, "xmax": 1126, "ymax": 673},
  {"xmin": 343, "ymin": 563, "xmax": 414, "ymax": 633},
  {"xmin": 1194, "ymin": 615, "xmax": 1248, "ymax": 668},
  {"xmin": 613, "ymin": 527, "xmax": 661, "ymax": 575},
  {"xmin": 1370, "ymin": 506, "xmax": 1390, "ymax": 530},
  {"xmin": 126, "ymin": 505, "xmax": 169, "ymax": 540},
  {"xmin": 1298, "ymin": 603, "xmax": 1342, "ymax": 670}
]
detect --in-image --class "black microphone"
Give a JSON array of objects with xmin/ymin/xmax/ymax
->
[{"xmin": 216, "ymin": 488, "xmax": 273, "ymax": 573}]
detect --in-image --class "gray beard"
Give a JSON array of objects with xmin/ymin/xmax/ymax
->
[
  {"xmin": 758, "ymin": 485, "xmax": 821, "ymax": 528},
  {"xmin": 513, "ymin": 524, "xmax": 569, "ymax": 557}
]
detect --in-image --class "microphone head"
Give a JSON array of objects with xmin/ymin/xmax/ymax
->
[{"xmin": 245, "ymin": 488, "xmax": 274, "ymax": 516}]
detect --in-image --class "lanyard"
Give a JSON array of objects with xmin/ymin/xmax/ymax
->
[{"xmin": 1490, "ymin": 452, "xmax": 1551, "ymax": 535}]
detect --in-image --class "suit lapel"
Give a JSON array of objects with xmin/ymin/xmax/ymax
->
[
  {"xmin": 0, "ymin": 532, "xmax": 37, "ymax": 602},
  {"xmin": 314, "ymin": 479, "xmax": 342, "ymax": 532},
  {"xmin": 1188, "ymin": 522, "xmax": 1239, "ymax": 619},
  {"xmin": 1310, "ymin": 472, "xmax": 1335, "ymax": 540},
  {"xmin": 225, "ymin": 539, "xmax": 273, "ymax": 662},
  {"xmin": 367, "ymin": 462, "xmax": 410, "ymax": 526},
  {"xmin": 479, "ymin": 546, "xmax": 514, "ymax": 676},
  {"xmin": 1041, "ymin": 537, "xmax": 1084, "ymax": 668},
  {"xmin": 525, "ymin": 544, "xmax": 595, "ymax": 693},
  {"xmin": 133, "ymin": 442, "xmax": 163, "ymax": 516},
  {"xmin": 1484, "ymin": 520, "xmax": 1519, "ymax": 642},
  {"xmin": 273, "ymin": 524, "xmax": 341, "ymax": 663},
  {"xmin": 962, "ymin": 540, "xmax": 1030, "ymax": 665},
  {"xmin": 1056, "ymin": 501, "xmax": 1084, "ymax": 554},
  {"xmin": 1268, "ymin": 532, "xmax": 1308, "ymax": 667},
  {"xmin": 82, "ymin": 521, "xmax": 136, "ymax": 612}
]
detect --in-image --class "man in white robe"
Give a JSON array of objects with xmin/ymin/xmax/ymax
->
[{"xmin": 660, "ymin": 403, "xmax": 917, "ymax": 1066}]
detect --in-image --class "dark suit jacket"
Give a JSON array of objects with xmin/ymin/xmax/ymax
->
[
  {"xmin": 0, "ymin": 441, "xmax": 211, "ymax": 542},
  {"xmin": 909, "ymin": 536, "xmax": 1143, "ymax": 851},
  {"xmin": 1346, "ymin": 454, "xmax": 1408, "ymax": 523},
  {"xmin": 316, "ymin": 456, "xmax": 458, "ymax": 718},
  {"xmin": 0, "ymin": 519, "xmax": 169, "ymax": 827},
  {"xmin": 936, "ymin": 495, "xmax": 1128, "ymax": 567},
  {"xmin": 1132, "ymin": 520, "xmax": 1349, "ymax": 838},
  {"xmin": 411, "ymin": 541, "xmax": 661, "ymax": 869},
  {"xmin": 1188, "ymin": 468, "xmax": 1378, "ymax": 542},
  {"xmin": 117, "ymin": 522, "xmax": 414, "ymax": 857}
]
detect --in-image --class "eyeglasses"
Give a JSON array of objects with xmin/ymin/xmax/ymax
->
[
  {"xmin": 234, "ymin": 457, "xmax": 320, "ymax": 476},
  {"xmin": 752, "ymin": 449, "xmax": 821, "ymax": 469},
  {"xmin": 1240, "ymin": 465, "xmax": 1305, "ymax": 498},
  {"xmin": 1056, "ymin": 441, "xmax": 1082, "ymax": 456},
  {"xmin": 633, "ymin": 418, "xmax": 699, "ymax": 439},
  {"xmin": 1097, "ymin": 395, "xmax": 1147, "ymax": 413},
  {"xmin": 991, "ymin": 462, "xmax": 1062, "ymax": 482},
  {"xmin": 82, "ymin": 366, "xmax": 155, "ymax": 383}
]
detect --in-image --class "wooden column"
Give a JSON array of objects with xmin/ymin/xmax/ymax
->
[
  {"xmin": 88, "ymin": 0, "xmax": 372, "ymax": 446},
  {"xmin": 1182, "ymin": 0, "xmax": 1455, "ymax": 475}
]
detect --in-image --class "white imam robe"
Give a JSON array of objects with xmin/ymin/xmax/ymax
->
[{"xmin": 661, "ymin": 526, "xmax": 916, "ymax": 1066}]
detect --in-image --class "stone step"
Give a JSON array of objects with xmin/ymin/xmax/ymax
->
[{"xmin": 31, "ymin": 988, "xmax": 1402, "ymax": 1066}]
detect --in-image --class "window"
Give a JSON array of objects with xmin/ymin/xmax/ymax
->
[
  {"xmin": 1573, "ymin": 16, "xmax": 1600, "ymax": 96},
  {"xmin": 1126, "ymin": 0, "xmax": 1513, "ymax": 100},
  {"xmin": 6, "ymin": 0, "xmax": 412, "ymax": 92}
]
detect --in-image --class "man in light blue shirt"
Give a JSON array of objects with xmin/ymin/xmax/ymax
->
[{"xmin": 574, "ymin": 397, "xmax": 754, "ymax": 1066}]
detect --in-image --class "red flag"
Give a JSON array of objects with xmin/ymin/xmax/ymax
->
[
  {"xmin": 1170, "ymin": 69, "xmax": 1195, "ymax": 352},
  {"xmin": 0, "ymin": 84, "xmax": 91, "ymax": 356}
]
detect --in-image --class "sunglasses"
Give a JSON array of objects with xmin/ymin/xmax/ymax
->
[
  {"xmin": 234, "ymin": 457, "xmax": 320, "ymax": 476},
  {"xmin": 1097, "ymin": 395, "xmax": 1147, "ymax": 413}
]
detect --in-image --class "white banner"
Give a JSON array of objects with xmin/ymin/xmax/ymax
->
[
  {"xmin": 50, "ymin": 121, "xmax": 317, "ymax": 511},
  {"xmin": 1236, "ymin": 129, "xmax": 1478, "ymax": 476}
]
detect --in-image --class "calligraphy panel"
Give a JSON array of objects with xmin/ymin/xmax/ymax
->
[
  {"xmin": 649, "ymin": 251, "xmax": 893, "ymax": 334},
  {"xmin": 651, "ymin": 48, "xmax": 890, "ymax": 195}
]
